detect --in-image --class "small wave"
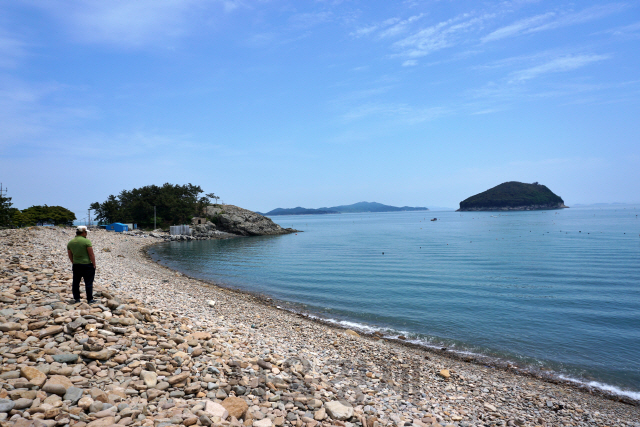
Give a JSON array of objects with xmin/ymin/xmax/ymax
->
[
  {"xmin": 557, "ymin": 375, "xmax": 640, "ymax": 401},
  {"xmin": 292, "ymin": 311, "xmax": 640, "ymax": 402},
  {"xmin": 305, "ymin": 315, "xmax": 386, "ymax": 334}
]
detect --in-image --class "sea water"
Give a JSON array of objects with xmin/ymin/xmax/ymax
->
[{"xmin": 149, "ymin": 206, "xmax": 640, "ymax": 398}]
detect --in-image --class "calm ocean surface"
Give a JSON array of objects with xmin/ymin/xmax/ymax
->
[{"xmin": 149, "ymin": 206, "xmax": 640, "ymax": 398}]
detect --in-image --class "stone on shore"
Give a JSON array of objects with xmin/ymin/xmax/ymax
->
[
  {"xmin": 139, "ymin": 370, "xmax": 157, "ymax": 387},
  {"xmin": 52, "ymin": 353, "xmax": 79, "ymax": 364},
  {"xmin": 324, "ymin": 401, "xmax": 354, "ymax": 420},
  {"xmin": 0, "ymin": 398, "xmax": 15, "ymax": 413},
  {"xmin": 253, "ymin": 418, "xmax": 273, "ymax": 427},
  {"xmin": 20, "ymin": 366, "xmax": 47, "ymax": 387},
  {"xmin": 42, "ymin": 375, "xmax": 73, "ymax": 395},
  {"xmin": 80, "ymin": 349, "xmax": 116, "ymax": 360},
  {"xmin": 64, "ymin": 387, "xmax": 84, "ymax": 404},
  {"xmin": 204, "ymin": 400, "xmax": 229, "ymax": 420},
  {"xmin": 221, "ymin": 396, "xmax": 248, "ymax": 419}
]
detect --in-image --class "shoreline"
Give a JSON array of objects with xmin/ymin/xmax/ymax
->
[
  {"xmin": 144, "ymin": 237, "xmax": 639, "ymax": 406},
  {"xmin": 2, "ymin": 227, "xmax": 639, "ymax": 427}
]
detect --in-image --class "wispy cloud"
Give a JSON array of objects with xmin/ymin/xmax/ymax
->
[
  {"xmin": 342, "ymin": 101, "xmax": 450, "ymax": 123},
  {"xmin": 483, "ymin": 4, "xmax": 627, "ymax": 42},
  {"xmin": 289, "ymin": 11, "xmax": 333, "ymax": 29},
  {"xmin": 509, "ymin": 54, "xmax": 609, "ymax": 82},
  {"xmin": 393, "ymin": 13, "xmax": 494, "ymax": 58},
  {"xmin": 351, "ymin": 18, "xmax": 400, "ymax": 38},
  {"xmin": 0, "ymin": 78, "xmax": 98, "ymax": 155},
  {"xmin": 601, "ymin": 20, "xmax": 640, "ymax": 37},
  {"xmin": 482, "ymin": 12, "xmax": 555, "ymax": 42},
  {"xmin": 379, "ymin": 14, "xmax": 424, "ymax": 38},
  {"xmin": 0, "ymin": 30, "xmax": 28, "ymax": 68}
]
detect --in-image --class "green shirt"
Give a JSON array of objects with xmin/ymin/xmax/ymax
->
[{"xmin": 67, "ymin": 236, "xmax": 93, "ymax": 264}]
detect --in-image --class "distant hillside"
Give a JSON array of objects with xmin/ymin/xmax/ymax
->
[
  {"xmin": 263, "ymin": 207, "xmax": 340, "ymax": 216},
  {"xmin": 457, "ymin": 182, "xmax": 567, "ymax": 211},
  {"xmin": 264, "ymin": 201, "xmax": 429, "ymax": 216},
  {"xmin": 323, "ymin": 201, "xmax": 429, "ymax": 213}
]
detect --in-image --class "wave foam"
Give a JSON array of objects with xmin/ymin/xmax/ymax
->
[
  {"xmin": 290, "ymin": 310, "xmax": 640, "ymax": 402},
  {"xmin": 557, "ymin": 375, "xmax": 640, "ymax": 401}
]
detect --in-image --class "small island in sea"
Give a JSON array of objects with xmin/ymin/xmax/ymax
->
[
  {"xmin": 262, "ymin": 201, "xmax": 429, "ymax": 216},
  {"xmin": 457, "ymin": 181, "xmax": 568, "ymax": 211}
]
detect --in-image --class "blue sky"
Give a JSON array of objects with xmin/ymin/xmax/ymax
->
[{"xmin": 1, "ymin": 0, "xmax": 639, "ymax": 218}]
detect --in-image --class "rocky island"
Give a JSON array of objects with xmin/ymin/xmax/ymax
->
[{"xmin": 457, "ymin": 182, "xmax": 568, "ymax": 212}]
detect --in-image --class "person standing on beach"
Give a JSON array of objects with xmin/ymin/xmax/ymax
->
[{"xmin": 67, "ymin": 225, "xmax": 96, "ymax": 304}]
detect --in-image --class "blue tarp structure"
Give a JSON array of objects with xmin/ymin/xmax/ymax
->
[{"xmin": 106, "ymin": 223, "xmax": 128, "ymax": 232}]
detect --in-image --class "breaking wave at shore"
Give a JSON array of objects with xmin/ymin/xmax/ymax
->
[{"xmin": 287, "ymin": 308, "xmax": 640, "ymax": 403}]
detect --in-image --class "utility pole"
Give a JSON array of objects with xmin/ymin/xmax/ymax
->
[
  {"xmin": 0, "ymin": 183, "xmax": 7, "ymax": 197},
  {"xmin": 154, "ymin": 206, "xmax": 156, "ymax": 230}
]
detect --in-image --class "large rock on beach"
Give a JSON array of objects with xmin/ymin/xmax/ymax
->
[{"xmin": 206, "ymin": 205, "xmax": 298, "ymax": 236}]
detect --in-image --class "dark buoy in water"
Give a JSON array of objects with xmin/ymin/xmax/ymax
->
[{"xmin": 382, "ymin": 252, "xmax": 384, "ymax": 255}]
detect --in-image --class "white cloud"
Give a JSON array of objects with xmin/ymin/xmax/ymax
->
[
  {"xmin": 471, "ymin": 107, "xmax": 504, "ymax": 115},
  {"xmin": 509, "ymin": 54, "xmax": 609, "ymax": 82},
  {"xmin": 342, "ymin": 101, "xmax": 450, "ymax": 123},
  {"xmin": 528, "ymin": 4, "xmax": 626, "ymax": 33},
  {"xmin": 351, "ymin": 18, "xmax": 400, "ymax": 38},
  {"xmin": 603, "ymin": 20, "xmax": 640, "ymax": 37},
  {"xmin": 483, "ymin": 4, "xmax": 627, "ymax": 43},
  {"xmin": 402, "ymin": 60, "xmax": 418, "ymax": 67},
  {"xmin": 393, "ymin": 13, "xmax": 494, "ymax": 58},
  {"xmin": 482, "ymin": 12, "xmax": 555, "ymax": 42},
  {"xmin": 378, "ymin": 14, "xmax": 424, "ymax": 38}
]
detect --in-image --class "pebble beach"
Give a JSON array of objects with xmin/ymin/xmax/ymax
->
[{"xmin": 1, "ymin": 227, "xmax": 638, "ymax": 427}]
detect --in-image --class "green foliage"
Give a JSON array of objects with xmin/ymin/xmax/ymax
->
[
  {"xmin": 459, "ymin": 181, "xmax": 564, "ymax": 210},
  {"xmin": 0, "ymin": 192, "xmax": 12, "ymax": 227},
  {"xmin": 20, "ymin": 205, "xmax": 77, "ymax": 226},
  {"xmin": 91, "ymin": 183, "xmax": 213, "ymax": 228},
  {"xmin": 90, "ymin": 195, "xmax": 121, "ymax": 225}
]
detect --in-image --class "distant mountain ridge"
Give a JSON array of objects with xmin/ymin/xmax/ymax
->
[
  {"xmin": 263, "ymin": 201, "xmax": 429, "ymax": 216},
  {"xmin": 263, "ymin": 207, "xmax": 340, "ymax": 216}
]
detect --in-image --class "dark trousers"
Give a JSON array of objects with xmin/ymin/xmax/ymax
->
[{"xmin": 72, "ymin": 263, "xmax": 95, "ymax": 301}]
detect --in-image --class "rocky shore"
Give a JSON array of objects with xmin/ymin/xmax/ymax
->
[
  {"xmin": 141, "ymin": 205, "xmax": 299, "ymax": 241},
  {"xmin": 1, "ymin": 227, "xmax": 638, "ymax": 427}
]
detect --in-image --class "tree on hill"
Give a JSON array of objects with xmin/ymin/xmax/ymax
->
[{"xmin": 90, "ymin": 183, "xmax": 214, "ymax": 228}]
